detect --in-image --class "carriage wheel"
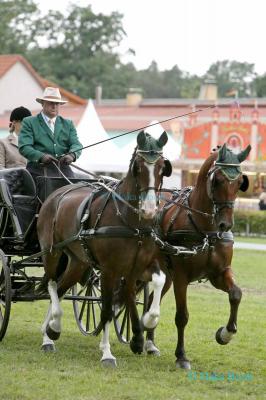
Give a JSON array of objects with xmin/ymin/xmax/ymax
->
[
  {"xmin": 0, "ymin": 250, "xmax": 11, "ymax": 341},
  {"xmin": 113, "ymin": 282, "xmax": 149, "ymax": 344},
  {"xmin": 72, "ymin": 268, "xmax": 102, "ymax": 336}
]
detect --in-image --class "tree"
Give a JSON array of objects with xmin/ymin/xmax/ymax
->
[
  {"xmin": 254, "ymin": 75, "xmax": 266, "ymax": 97},
  {"xmin": 0, "ymin": 0, "xmax": 39, "ymax": 53},
  {"xmin": 206, "ymin": 60, "xmax": 257, "ymax": 97},
  {"xmin": 26, "ymin": 5, "xmax": 129, "ymax": 98}
]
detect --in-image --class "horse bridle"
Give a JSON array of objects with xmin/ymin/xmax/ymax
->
[
  {"xmin": 206, "ymin": 161, "xmax": 241, "ymax": 215},
  {"xmin": 134, "ymin": 149, "xmax": 164, "ymax": 208}
]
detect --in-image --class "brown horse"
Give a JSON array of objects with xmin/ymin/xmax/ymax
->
[
  {"xmin": 144, "ymin": 143, "xmax": 251, "ymax": 369},
  {"xmin": 37, "ymin": 130, "xmax": 172, "ymax": 366}
]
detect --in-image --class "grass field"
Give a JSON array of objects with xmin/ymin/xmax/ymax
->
[
  {"xmin": 235, "ymin": 236, "xmax": 266, "ymax": 245},
  {"xmin": 0, "ymin": 249, "xmax": 265, "ymax": 400}
]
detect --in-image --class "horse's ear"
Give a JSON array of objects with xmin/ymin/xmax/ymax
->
[
  {"xmin": 240, "ymin": 174, "xmax": 249, "ymax": 192},
  {"xmin": 237, "ymin": 144, "xmax": 251, "ymax": 163},
  {"xmin": 137, "ymin": 130, "xmax": 147, "ymax": 147},
  {"xmin": 163, "ymin": 159, "xmax": 172, "ymax": 177},
  {"xmin": 219, "ymin": 143, "xmax": 227, "ymax": 161},
  {"xmin": 157, "ymin": 131, "xmax": 168, "ymax": 147}
]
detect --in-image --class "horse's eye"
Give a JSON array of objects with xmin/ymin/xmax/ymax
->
[{"xmin": 214, "ymin": 175, "xmax": 225, "ymax": 186}]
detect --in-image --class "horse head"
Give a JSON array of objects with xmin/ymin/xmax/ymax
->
[
  {"xmin": 207, "ymin": 143, "xmax": 251, "ymax": 231},
  {"xmin": 130, "ymin": 130, "xmax": 172, "ymax": 219}
]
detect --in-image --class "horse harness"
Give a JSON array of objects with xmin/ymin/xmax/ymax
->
[{"xmin": 155, "ymin": 186, "xmax": 234, "ymax": 257}]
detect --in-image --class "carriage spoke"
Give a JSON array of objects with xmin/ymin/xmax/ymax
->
[
  {"xmin": 78, "ymin": 294, "xmax": 87, "ymax": 321},
  {"xmin": 72, "ymin": 270, "xmax": 102, "ymax": 336}
]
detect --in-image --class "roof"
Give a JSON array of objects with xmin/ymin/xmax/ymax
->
[
  {"xmin": 94, "ymin": 100, "xmax": 266, "ymax": 132},
  {"xmin": 0, "ymin": 54, "xmax": 87, "ymax": 105}
]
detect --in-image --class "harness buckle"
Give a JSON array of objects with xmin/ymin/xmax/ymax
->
[{"xmin": 202, "ymin": 236, "xmax": 209, "ymax": 250}]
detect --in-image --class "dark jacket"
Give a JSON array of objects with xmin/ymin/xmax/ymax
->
[{"xmin": 18, "ymin": 113, "xmax": 82, "ymax": 162}]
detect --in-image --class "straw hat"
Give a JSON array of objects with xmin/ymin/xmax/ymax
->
[{"xmin": 36, "ymin": 87, "xmax": 67, "ymax": 104}]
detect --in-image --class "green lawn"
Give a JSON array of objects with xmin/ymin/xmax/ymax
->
[
  {"xmin": 0, "ymin": 249, "xmax": 265, "ymax": 400},
  {"xmin": 234, "ymin": 236, "xmax": 266, "ymax": 245}
]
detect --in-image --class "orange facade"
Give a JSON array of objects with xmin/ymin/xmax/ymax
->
[{"xmin": 183, "ymin": 120, "xmax": 266, "ymax": 163}]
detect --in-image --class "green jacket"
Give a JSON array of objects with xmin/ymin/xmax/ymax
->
[{"xmin": 18, "ymin": 113, "xmax": 82, "ymax": 162}]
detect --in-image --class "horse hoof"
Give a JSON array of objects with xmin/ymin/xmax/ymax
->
[
  {"xmin": 144, "ymin": 340, "xmax": 160, "ymax": 356},
  {"xmin": 46, "ymin": 325, "xmax": 61, "ymax": 341},
  {"xmin": 130, "ymin": 338, "xmax": 144, "ymax": 354},
  {"xmin": 176, "ymin": 359, "xmax": 191, "ymax": 370},
  {"xmin": 41, "ymin": 343, "xmax": 56, "ymax": 352},
  {"xmin": 215, "ymin": 326, "xmax": 234, "ymax": 345},
  {"xmin": 147, "ymin": 349, "xmax": 160, "ymax": 356},
  {"xmin": 101, "ymin": 358, "xmax": 117, "ymax": 368}
]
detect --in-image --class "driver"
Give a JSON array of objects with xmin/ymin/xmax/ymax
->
[{"xmin": 18, "ymin": 87, "xmax": 82, "ymax": 183}]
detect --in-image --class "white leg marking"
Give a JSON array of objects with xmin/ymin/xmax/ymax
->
[
  {"xmin": 112, "ymin": 304, "xmax": 121, "ymax": 318},
  {"xmin": 48, "ymin": 280, "xmax": 63, "ymax": 333},
  {"xmin": 142, "ymin": 270, "xmax": 166, "ymax": 329},
  {"xmin": 220, "ymin": 327, "xmax": 234, "ymax": 343},
  {"xmin": 100, "ymin": 321, "xmax": 116, "ymax": 363},
  {"xmin": 41, "ymin": 304, "xmax": 55, "ymax": 347},
  {"xmin": 141, "ymin": 164, "xmax": 157, "ymax": 218}
]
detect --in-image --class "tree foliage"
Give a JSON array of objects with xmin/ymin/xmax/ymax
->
[
  {"xmin": 0, "ymin": 0, "xmax": 39, "ymax": 53},
  {"xmin": 0, "ymin": 1, "xmax": 265, "ymax": 99},
  {"xmin": 206, "ymin": 60, "xmax": 257, "ymax": 97}
]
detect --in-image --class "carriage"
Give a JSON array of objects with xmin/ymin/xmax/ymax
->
[{"xmin": 0, "ymin": 135, "xmax": 251, "ymax": 368}]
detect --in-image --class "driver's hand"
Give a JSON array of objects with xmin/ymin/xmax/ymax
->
[
  {"xmin": 59, "ymin": 153, "xmax": 75, "ymax": 165},
  {"xmin": 40, "ymin": 154, "xmax": 58, "ymax": 164}
]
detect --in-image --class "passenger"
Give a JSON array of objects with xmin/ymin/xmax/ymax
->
[
  {"xmin": 0, "ymin": 106, "xmax": 32, "ymax": 169},
  {"xmin": 18, "ymin": 87, "xmax": 82, "ymax": 183}
]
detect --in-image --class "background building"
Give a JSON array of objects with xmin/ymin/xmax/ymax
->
[{"xmin": 1, "ymin": 54, "xmax": 266, "ymax": 198}]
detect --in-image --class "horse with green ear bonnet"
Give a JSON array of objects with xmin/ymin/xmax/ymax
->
[
  {"xmin": 214, "ymin": 143, "xmax": 251, "ymax": 191},
  {"xmin": 134, "ymin": 130, "xmax": 172, "ymax": 177}
]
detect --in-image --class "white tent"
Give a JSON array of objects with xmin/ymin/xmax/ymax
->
[
  {"xmin": 144, "ymin": 120, "xmax": 181, "ymax": 161},
  {"xmin": 74, "ymin": 103, "xmax": 181, "ymax": 186},
  {"xmin": 74, "ymin": 100, "xmax": 131, "ymax": 173}
]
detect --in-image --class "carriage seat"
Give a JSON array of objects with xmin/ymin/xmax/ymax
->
[
  {"xmin": 0, "ymin": 167, "xmax": 36, "ymax": 202},
  {"xmin": 0, "ymin": 168, "xmax": 38, "ymax": 238}
]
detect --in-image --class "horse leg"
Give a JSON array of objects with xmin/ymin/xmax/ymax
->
[
  {"xmin": 99, "ymin": 271, "xmax": 117, "ymax": 367},
  {"xmin": 144, "ymin": 267, "xmax": 172, "ymax": 356},
  {"xmin": 124, "ymin": 278, "xmax": 144, "ymax": 355},
  {"xmin": 44, "ymin": 252, "xmax": 89, "ymax": 342},
  {"xmin": 210, "ymin": 267, "xmax": 242, "ymax": 345},
  {"xmin": 172, "ymin": 270, "xmax": 190, "ymax": 369},
  {"xmin": 45, "ymin": 279, "xmax": 63, "ymax": 340},
  {"xmin": 100, "ymin": 321, "xmax": 116, "ymax": 367},
  {"xmin": 142, "ymin": 268, "xmax": 165, "ymax": 330},
  {"xmin": 41, "ymin": 304, "xmax": 56, "ymax": 352},
  {"xmin": 39, "ymin": 251, "xmax": 63, "ymax": 349}
]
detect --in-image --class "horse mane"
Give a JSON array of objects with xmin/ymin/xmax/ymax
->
[
  {"xmin": 195, "ymin": 150, "xmax": 218, "ymax": 188},
  {"xmin": 127, "ymin": 145, "xmax": 138, "ymax": 177}
]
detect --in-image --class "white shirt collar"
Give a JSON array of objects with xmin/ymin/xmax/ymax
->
[{"xmin": 41, "ymin": 112, "xmax": 57, "ymax": 124}]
